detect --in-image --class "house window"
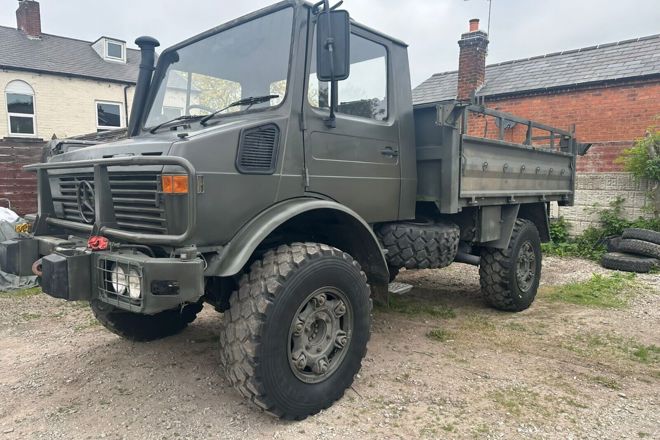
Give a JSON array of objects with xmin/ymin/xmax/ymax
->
[
  {"xmin": 309, "ymin": 33, "xmax": 388, "ymax": 121},
  {"xmin": 5, "ymin": 80, "xmax": 36, "ymax": 137},
  {"xmin": 107, "ymin": 41, "xmax": 124, "ymax": 60},
  {"xmin": 96, "ymin": 101, "xmax": 122, "ymax": 130}
]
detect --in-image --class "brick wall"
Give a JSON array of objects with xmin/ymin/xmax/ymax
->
[
  {"xmin": 467, "ymin": 78, "xmax": 659, "ymax": 233},
  {"xmin": 0, "ymin": 138, "xmax": 43, "ymax": 216}
]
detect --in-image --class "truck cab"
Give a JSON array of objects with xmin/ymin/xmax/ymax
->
[{"xmin": 0, "ymin": 0, "xmax": 586, "ymax": 419}]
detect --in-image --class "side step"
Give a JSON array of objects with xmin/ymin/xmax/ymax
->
[{"xmin": 388, "ymin": 282, "xmax": 413, "ymax": 295}]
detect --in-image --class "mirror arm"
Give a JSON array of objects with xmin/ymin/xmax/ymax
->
[{"xmin": 323, "ymin": 1, "xmax": 337, "ymax": 128}]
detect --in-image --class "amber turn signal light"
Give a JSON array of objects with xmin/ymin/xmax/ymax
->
[{"xmin": 162, "ymin": 175, "xmax": 189, "ymax": 194}]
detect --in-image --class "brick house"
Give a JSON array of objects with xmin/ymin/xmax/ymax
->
[
  {"xmin": 413, "ymin": 20, "xmax": 660, "ymax": 234},
  {"xmin": 0, "ymin": 0, "xmax": 140, "ymax": 216}
]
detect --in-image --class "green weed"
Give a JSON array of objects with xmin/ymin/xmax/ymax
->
[
  {"xmin": 427, "ymin": 328, "xmax": 454, "ymax": 342},
  {"xmin": 545, "ymin": 273, "xmax": 637, "ymax": 308}
]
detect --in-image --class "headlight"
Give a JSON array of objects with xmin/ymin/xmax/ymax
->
[
  {"xmin": 110, "ymin": 264, "xmax": 127, "ymax": 294},
  {"xmin": 127, "ymin": 269, "xmax": 142, "ymax": 299}
]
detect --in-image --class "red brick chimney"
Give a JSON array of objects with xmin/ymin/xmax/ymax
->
[
  {"xmin": 16, "ymin": 0, "xmax": 41, "ymax": 38},
  {"xmin": 457, "ymin": 18, "xmax": 489, "ymax": 101}
]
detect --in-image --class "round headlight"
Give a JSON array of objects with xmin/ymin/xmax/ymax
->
[
  {"xmin": 110, "ymin": 264, "xmax": 127, "ymax": 294},
  {"xmin": 127, "ymin": 269, "xmax": 142, "ymax": 299}
]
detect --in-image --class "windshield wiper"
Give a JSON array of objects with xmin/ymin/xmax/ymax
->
[
  {"xmin": 200, "ymin": 95, "xmax": 280, "ymax": 126},
  {"xmin": 149, "ymin": 114, "xmax": 204, "ymax": 134}
]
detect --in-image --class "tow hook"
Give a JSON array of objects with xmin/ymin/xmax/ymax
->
[{"xmin": 32, "ymin": 258, "xmax": 43, "ymax": 277}]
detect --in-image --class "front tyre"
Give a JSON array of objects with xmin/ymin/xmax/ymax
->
[
  {"xmin": 219, "ymin": 243, "xmax": 371, "ymax": 420},
  {"xmin": 479, "ymin": 219, "xmax": 542, "ymax": 312},
  {"xmin": 90, "ymin": 300, "xmax": 203, "ymax": 341}
]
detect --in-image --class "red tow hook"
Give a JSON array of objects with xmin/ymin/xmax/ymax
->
[
  {"xmin": 87, "ymin": 236, "xmax": 110, "ymax": 251},
  {"xmin": 32, "ymin": 258, "xmax": 43, "ymax": 277}
]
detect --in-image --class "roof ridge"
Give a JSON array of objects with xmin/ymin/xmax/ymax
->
[
  {"xmin": 485, "ymin": 33, "xmax": 660, "ymax": 68},
  {"xmin": 0, "ymin": 24, "xmax": 140, "ymax": 52}
]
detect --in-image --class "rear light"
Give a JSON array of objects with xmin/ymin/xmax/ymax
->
[{"xmin": 162, "ymin": 175, "xmax": 189, "ymax": 194}]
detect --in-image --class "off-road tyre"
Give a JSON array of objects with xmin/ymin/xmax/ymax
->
[
  {"xmin": 617, "ymin": 239, "xmax": 660, "ymax": 259},
  {"xmin": 377, "ymin": 221, "xmax": 460, "ymax": 270},
  {"xmin": 606, "ymin": 236, "xmax": 622, "ymax": 253},
  {"xmin": 388, "ymin": 266, "xmax": 399, "ymax": 282},
  {"xmin": 479, "ymin": 219, "xmax": 542, "ymax": 312},
  {"xmin": 218, "ymin": 243, "xmax": 371, "ymax": 420},
  {"xmin": 90, "ymin": 300, "xmax": 203, "ymax": 342},
  {"xmin": 601, "ymin": 252, "xmax": 658, "ymax": 273},
  {"xmin": 622, "ymin": 228, "xmax": 660, "ymax": 245}
]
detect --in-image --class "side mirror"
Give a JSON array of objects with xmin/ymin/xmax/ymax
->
[{"xmin": 316, "ymin": 10, "xmax": 350, "ymax": 82}]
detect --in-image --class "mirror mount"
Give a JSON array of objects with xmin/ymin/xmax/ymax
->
[{"xmin": 314, "ymin": 1, "xmax": 350, "ymax": 129}]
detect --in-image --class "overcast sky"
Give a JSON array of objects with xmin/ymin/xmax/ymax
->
[{"xmin": 1, "ymin": 0, "xmax": 658, "ymax": 87}]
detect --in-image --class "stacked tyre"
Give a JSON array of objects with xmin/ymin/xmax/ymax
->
[{"xmin": 601, "ymin": 228, "xmax": 660, "ymax": 273}]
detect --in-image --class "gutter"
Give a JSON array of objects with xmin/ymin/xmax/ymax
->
[{"xmin": 123, "ymin": 85, "xmax": 131, "ymax": 127}]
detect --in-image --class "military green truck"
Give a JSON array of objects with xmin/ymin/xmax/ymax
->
[{"xmin": 1, "ymin": 0, "xmax": 589, "ymax": 419}]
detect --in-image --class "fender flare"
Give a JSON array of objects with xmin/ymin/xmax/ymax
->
[{"xmin": 205, "ymin": 198, "xmax": 389, "ymax": 285}]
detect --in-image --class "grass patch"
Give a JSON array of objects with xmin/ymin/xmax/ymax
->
[
  {"xmin": 460, "ymin": 314, "xmax": 496, "ymax": 332},
  {"xmin": 0, "ymin": 287, "xmax": 41, "ymax": 299},
  {"xmin": 382, "ymin": 295, "xmax": 456, "ymax": 319},
  {"xmin": 489, "ymin": 386, "xmax": 546, "ymax": 417},
  {"xmin": 74, "ymin": 316, "xmax": 100, "ymax": 332},
  {"xmin": 427, "ymin": 328, "xmax": 454, "ymax": 342},
  {"xmin": 565, "ymin": 332, "xmax": 659, "ymax": 365},
  {"xmin": 20, "ymin": 312, "xmax": 41, "ymax": 321},
  {"xmin": 545, "ymin": 273, "xmax": 637, "ymax": 308},
  {"xmin": 590, "ymin": 375, "xmax": 622, "ymax": 390}
]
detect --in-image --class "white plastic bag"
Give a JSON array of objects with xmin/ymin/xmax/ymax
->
[{"xmin": 0, "ymin": 207, "xmax": 19, "ymax": 223}]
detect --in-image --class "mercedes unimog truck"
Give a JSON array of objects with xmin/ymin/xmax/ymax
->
[{"xmin": 0, "ymin": 0, "xmax": 590, "ymax": 419}]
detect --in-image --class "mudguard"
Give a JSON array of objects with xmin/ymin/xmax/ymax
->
[{"xmin": 205, "ymin": 198, "xmax": 389, "ymax": 285}]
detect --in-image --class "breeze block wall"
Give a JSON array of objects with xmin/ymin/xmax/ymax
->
[{"xmin": 468, "ymin": 78, "xmax": 660, "ymax": 235}]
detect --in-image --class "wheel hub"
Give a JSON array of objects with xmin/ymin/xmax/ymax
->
[
  {"xmin": 288, "ymin": 288, "xmax": 352, "ymax": 383},
  {"xmin": 516, "ymin": 241, "xmax": 536, "ymax": 293}
]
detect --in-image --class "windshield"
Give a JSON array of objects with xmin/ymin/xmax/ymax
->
[{"xmin": 144, "ymin": 7, "xmax": 294, "ymax": 129}]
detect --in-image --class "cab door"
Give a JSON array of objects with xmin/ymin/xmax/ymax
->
[{"xmin": 302, "ymin": 23, "xmax": 400, "ymax": 223}]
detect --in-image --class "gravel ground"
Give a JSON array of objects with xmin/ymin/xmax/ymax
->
[{"xmin": 0, "ymin": 256, "xmax": 658, "ymax": 439}]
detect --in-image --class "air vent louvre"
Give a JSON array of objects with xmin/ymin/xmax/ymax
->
[{"xmin": 236, "ymin": 124, "xmax": 280, "ymax": 174}]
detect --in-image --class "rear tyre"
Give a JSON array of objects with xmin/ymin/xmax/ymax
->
[
  {"xmin": 601, "ymin": 252, "xmax": 658, "ymax": 273},
  {"xmin": 90, "ymin": 300, "xmax": 203, "ymax": 342},
  {"xmin": 479, "ymin": 219, "xmax": 542, "ymax": 312},
  {"xmin": 219, "ymin": 243, "xmax": 371, "ymax": 420}
]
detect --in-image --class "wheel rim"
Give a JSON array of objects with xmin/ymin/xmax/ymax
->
[
  {"xmin": 516, "ymin": 241, "xmax": 536, "ymax": 293},
  {"xmin": 288, "ymin": 287, "xmax": 353, "ymax": 384}
]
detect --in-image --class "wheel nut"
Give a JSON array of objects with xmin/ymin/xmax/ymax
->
[
  {"xmin": 294, "ymin": 354, "xmax": 307, "ymax": 371},
  {"xmin": 313, "ymin": 294, "xmax": 326, "ymax": 308},
  {"xmin": 335, "ymin": 332, "xmax": 348, "ymax": 348},
  {"xmin": 334, "ymin": 302, "xmax": 346, "ymax": 317},
  {"xmin": 316, "ymin": 359, "xmax": 329, "ymax": 374},
  {"xmin": 293, "ymin": 321, "xmax": 304, "ymax": 336}
]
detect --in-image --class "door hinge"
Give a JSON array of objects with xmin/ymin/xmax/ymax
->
[
  {"xmin": 299, "ymin": 112, "xmax": 307, "ymax": 132},
  {"xmin": 303, "ymin": 167, "xmax": 310, "ymax": 189}
]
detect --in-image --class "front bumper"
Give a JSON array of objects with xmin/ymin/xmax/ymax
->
[{"xmin": 0, "ymin": 236, "xmax": 204, "ymax": 315}]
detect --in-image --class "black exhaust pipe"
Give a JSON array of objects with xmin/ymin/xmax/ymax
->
[{"xmin": 128, "ymin": 36, "xmax": 160, "ymax": 137}]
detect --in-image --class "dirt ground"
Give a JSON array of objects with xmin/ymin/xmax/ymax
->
[{"xmin": 0, "ymin": 257, "xmax": 658, "ymax": 440}]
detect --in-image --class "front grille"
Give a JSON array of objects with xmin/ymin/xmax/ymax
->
[{"xmin": 51, "ymin": 172, "xmax": 167, "ymax": 235}]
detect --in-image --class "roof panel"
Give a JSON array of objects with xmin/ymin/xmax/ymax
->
[
  {"xmin": 413, "ymin": 34, "xmax": 660, "ymax": 105},
  {"xmin": 0, "ymin": 26, "xmax": 139, "ymax": 84}
]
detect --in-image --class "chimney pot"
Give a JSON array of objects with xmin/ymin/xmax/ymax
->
[
  {"xmin": 469, "ymin": 19, "xmax": 479, "ymax": 32},
  {"xmin": 16, "ymin": 0, "xmax": 41, "ymax": 38}
]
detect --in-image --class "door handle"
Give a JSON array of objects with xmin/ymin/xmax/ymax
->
[{"xmin": 380, "ymin": 147, "xmax": 399, "ymax": 158}]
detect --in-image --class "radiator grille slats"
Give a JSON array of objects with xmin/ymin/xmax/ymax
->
[{"xmin": 51, "ymin": 173, "xmax": 166, "ymax": 235}]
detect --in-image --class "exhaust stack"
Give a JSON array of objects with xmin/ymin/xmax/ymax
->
[{"xmin": 128, "ymin": 36, "xmax": 160, "ymax": 137}]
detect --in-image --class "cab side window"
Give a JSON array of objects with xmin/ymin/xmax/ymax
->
[{"xmin": 309, "ymin": 32, "xmax": 388, "ymax": 121}]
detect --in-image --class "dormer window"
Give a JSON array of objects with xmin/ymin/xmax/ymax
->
[
  {"xmin": 106, "ymin": 40, "xmax": 124, "ymax": 61},
  {"xmin": 92, "ymin": 37, "xmax": 127, "ymax": 63}
]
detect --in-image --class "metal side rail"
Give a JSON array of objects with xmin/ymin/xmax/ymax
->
[{"xmin": 24, "ymin": 156, "xmax": 197, "ymax": 246}]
